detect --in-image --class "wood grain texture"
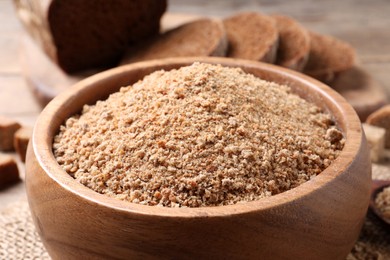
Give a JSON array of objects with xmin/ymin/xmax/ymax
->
[{"xmin": 25, "ymin": 57, "xmax": 371, "ymax": 259}]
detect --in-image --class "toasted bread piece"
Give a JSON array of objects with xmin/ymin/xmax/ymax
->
[
  {"xmin": 331, "ymin": 66, "xmax": 389, "ymax": 121},
  {"xmin": 121, "ymin": 18, "xmax": 227, "ymax": 64},
  {"xmin": 0, "ymin": 154, "xmax": 20, "ymax": 189},
  {"xmin": 14, "ymin": 0, "xmax": 167, "ymax": 73},
  {"xmin": 372, "ymin": 163, "xmax": 390, "ymax": 180},
  {"xmin": 362, "ymin": 123, "xmax": 386, "ymax": 163},
  {"xmin": 13, "ymin": 126, "xmax": 33, "ymax": 163},
  {"xmin": 303, "ymin": 31, "xmax": 356, "ymax": 82},
  {"xmin": 223, "ymin": 12, "xmax": 278, "ymax": 63},
  {"xmin": 0, "ymin": 116, "xmax": 21, "ymax": 152},
  {"xmin": 366, "ymin": 105, "xmax": 390, "ymax": 148},
  {"xmin": 271, "ymin": 15, "xmax": 310, "ymax": 71}
]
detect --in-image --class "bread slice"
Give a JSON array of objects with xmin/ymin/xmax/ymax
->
[
  {"xmin": 14, "ymin": 0, "xmax": 167, "ymax": 73},
  {"xmin": 303, "ymin": 31, "xmax": 356, "ymax": 82},
  {"xmin": 120, "ymin": 18, "xmax": 227, "ymax": 64},
  {"xmin": 271, "ymin": 15, "xmax": 310, "ymax": 71},
  {"xmin": 366, "ymin": 105, "xmax": 390, "ymax": 148},
  {"xmin": 331, "ymin": 66, "xmax": 389, "ymax": 121},
  {"xmin": 223, "ymin": 12, "xmax": 279, "ymax": 63}
]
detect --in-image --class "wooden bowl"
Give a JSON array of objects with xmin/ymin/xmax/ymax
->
[{"xmin": 26, "ymin": 57, "xmax": 371, "ymax": 260}]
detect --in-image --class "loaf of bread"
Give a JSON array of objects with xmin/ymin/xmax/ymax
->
[
  {"xmin": 223, "ymin": 12, "xmax": 279, "ymax": 63},
  {"xmin": 303, "ymin": 31, "xmax": 356, "ymax": 82},
  {"xmin": 120, "ymin": 18, "xmax": 227, "ymax": 64},
  {"xmin": 13, "ymin": 0, "xmax": 167, "ymax": 73},
  {"xmin": 271, "ymin": 15, "xmax": 310, "ymax": 71}
]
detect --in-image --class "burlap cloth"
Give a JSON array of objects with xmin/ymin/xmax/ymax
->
[
  {"xmin": 1, "ymin": 200, "xmax": 389, "ymax": 259},
  {"xmin": 1, "ymin": 164, "xmax": 389, "ymax": 259},
  {"xmin": 0, "ymin": 200, "xmax": 49, "ymax": 260}
]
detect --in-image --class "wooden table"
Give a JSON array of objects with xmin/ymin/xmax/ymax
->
[{"xmin": 1, "ymin": 0, "xmax": 390, "ymax": 210}]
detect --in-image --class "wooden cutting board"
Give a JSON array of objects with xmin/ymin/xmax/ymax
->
[{"xmin": 21, "ymin": 13, "xmax": 388, "ymax": 121}]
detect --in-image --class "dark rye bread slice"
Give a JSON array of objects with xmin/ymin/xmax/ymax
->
[
  {"xmin": 120, "ymin": 18, "xmax": 227, "ymax": 64},
  {"xmin": 223, "ymin": 12, "xmax": 279, "ymax": 63},
  {"xmin": 303, "ymin": 31, "xmax": 356, "ymax": 83},
  {"xmin": 271, "ymin": 15, "xmax": 310, "ymax": 71},
  {"xmin": 14, "ymin": 0, "xmax": 167, "ymax": 73}
]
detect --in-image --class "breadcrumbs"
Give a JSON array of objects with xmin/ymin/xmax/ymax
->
[
  {"xmin": 53, "ymin": 63, "xmax": 345, "ymax": 207},
  {"xmin": 375, "ymin": 186, "xmax": 390, "ymax": 221}
]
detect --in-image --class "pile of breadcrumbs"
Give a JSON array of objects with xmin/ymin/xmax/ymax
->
[
  {"xmin": 53, "ymin": 62, "xmax": 345, "ymax": 207},
  {"xmin": 375, "ymin": 186, "xmax": 390, "ymax": 221}
]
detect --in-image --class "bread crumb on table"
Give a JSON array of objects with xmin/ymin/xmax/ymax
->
[{"xmin": 53, "ymin": 63, "xmax": 344, "ymax": 207}]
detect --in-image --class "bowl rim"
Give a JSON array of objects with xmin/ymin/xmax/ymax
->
[{"xmin": 30, "ymin": 57, "xmax": 364, "ymax": 218}]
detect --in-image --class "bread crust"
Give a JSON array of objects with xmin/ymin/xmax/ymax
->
[
  {"xmin": 303, "ymin": 31, "xmax": 356, "ymax": 83},
  {"xmin": 14, "ymin": 0, "xmax": 167, "ymax": 73},
  {"xmin": 0, "ymin": 155, "xmax": 20, "ymax": 189},
  {"xmin": 120, "ymin": 18, "xmax": 228, "ymax": 64},
  {"xmin": 272, "ymin": 15, "xmax": 310, "ymax": 71},
  {"xmin": 223, "ymin": 12, "xmax": 279, "ymax": 63}
]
